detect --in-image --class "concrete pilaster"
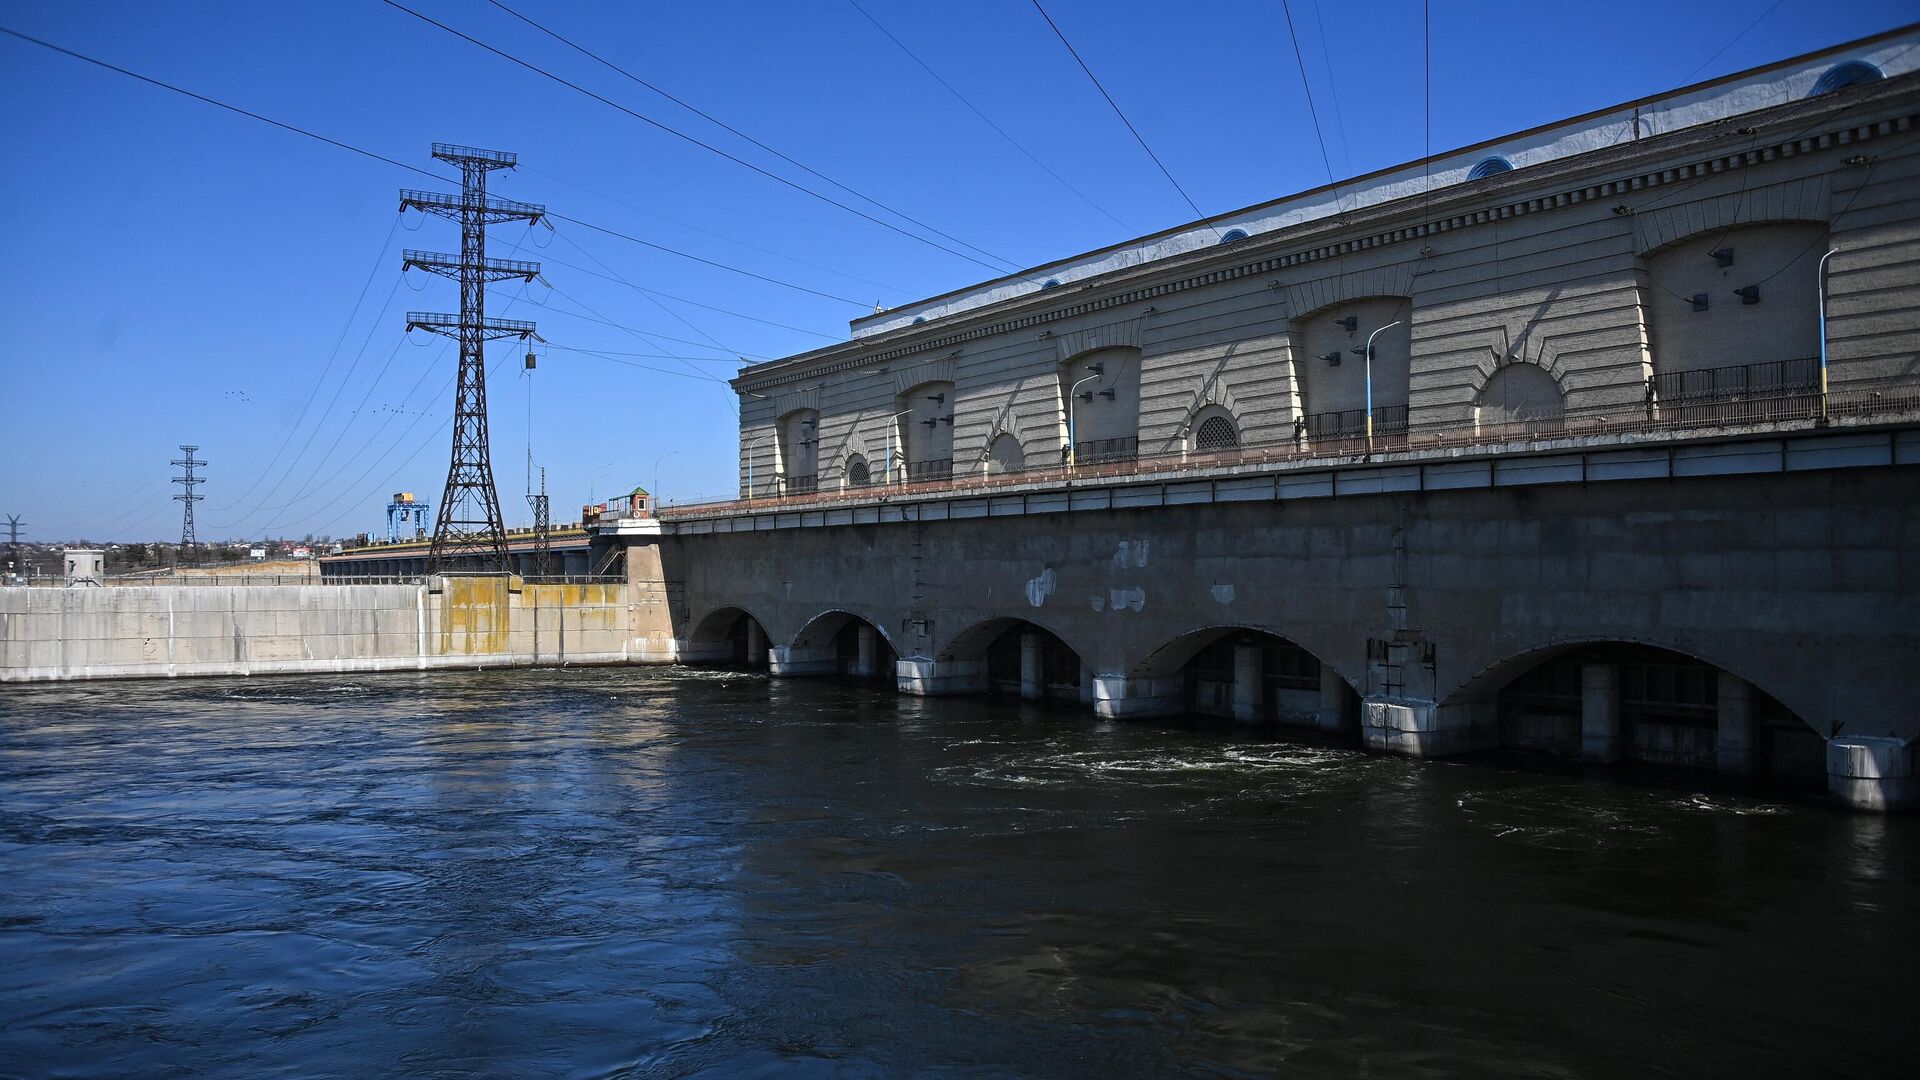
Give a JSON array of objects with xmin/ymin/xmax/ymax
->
[
  {"xmin": 1716, "ymin": 672, "xmax": 1757, "ymax": 776},
  {"xmin": 1233, "ymin": 643, "xmax": 1263, "ymax": 724},
  {"xmin": 1079, "ymin": 661, "xmax": 1095, "ymax": 706},
  {"xmin": 1581, "ymin": 662, "xmax": 1622, "ymax": 763},
  {"xmin": 1092, "ymin": 675, "xmax": 1185, "ymax": 720},
  {"xmin": 1317, "ymin": 663, "xmax": 1348, "ymax": 732},
  {"xmin": 854, "ymin": 624, "xmax": 877, "ymax": 678},
  {"xmin": 1828, "ymin": 737, "xmax": 1917, "ymax": 812},
  {"xmin": 896, "ymin": 657, "xmax": 986, "ymax": 696},
  {"xmin": 1020, "ymin": 632, "xmax": 1043, "ymax": 701}
]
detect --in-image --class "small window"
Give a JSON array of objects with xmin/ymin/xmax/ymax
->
[
  {"xmin": 1194, "ymin": 414, "xmax": 1238, "ymax": 451},
  {"xmin": 911, "ymin": 316, "xmax": 926, "ymax": 324},
  {"xmin": 1811, "ymin": 59, "xmax": 1884, "ymax": 96},
  {"xmin": 1467, "ymin": 155, "xmax": 1514, "ymax": 181},
  {"xmin": 847, "ymin": 457, "xmax": 871, "ymax": 487},
  {"xmin": 1219, "ymin": 228, "xmax": 1249, "ymax": 244},
  {"xmin": 1041, "ymin": 278, "xmax": 1062, "ymax": 290}
]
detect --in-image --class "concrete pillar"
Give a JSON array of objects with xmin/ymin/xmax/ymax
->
[
  {"xmin": 1716, "ymin": 672, "xmax": 1757, "ymax": 777},
  {"xmin": 896, "ymin": 657, "xmax": 986, "ymax": 696},
  {"xmin": 1233, "ymin": 642, "xmax": 1263, "ymax": 724},
  {"xmin": 854, "ymin": 624, "xmax": 877, "ymax": 679},
  {"xmin": 1317, "ymin": 663, "xmax": 1347, "ymax": 732},
  {"xmin": 745, "ymin": 620, "xmax": 766, "ymax": 667},
  {"xmin": 1092, "ymin": 675, "xmax": 1184, "ymax": 720},
  {"xmin": 768, "ymin": 644, "xmax": 837, "ymax": 676},
  {"xmin": 1079, "ymin": 661, "xmax": 1095, "ymax": 706},
  {"xmin": 1019, "ymin": 632, "xmax": 1043, "ymax": 701},
  {"xmin": 1827, "ymin": 737, "xmax": 1917, "ymax": 812},
  {"xmin": 1362, "ymin": 697, "xmax": 1492, "ymax": 757},
  {"xmin": 1581, "ymin": 662, "xmax": 1622, "ymax": 763}
]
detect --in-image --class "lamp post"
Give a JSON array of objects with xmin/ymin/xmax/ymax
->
[
  {"xmin": 885, "ymin": 409, "xmax": 915, "ymax": 483},
  {"xmin": 1362, "ymin": 321, "xmax": 1403, "ymax": 453},
  {"xmin": 1066, "ymin": 362, "xmax": 1107, "ymax": 469},
  {"xmin": 743, "ymin": 433, "xmax": 770, "ymax": 501},
  {"xmin": 653, "ymin": 450, "xmax": 679, "ymax": 508},
  {"xmin": 1818, "ymin": 247, "xmax": 1839, "ymax": 424}
]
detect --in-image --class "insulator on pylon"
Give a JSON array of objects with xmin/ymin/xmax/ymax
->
[{"xmin": 524, "ymin": 349, "xmax": 536, "ymax": 370}]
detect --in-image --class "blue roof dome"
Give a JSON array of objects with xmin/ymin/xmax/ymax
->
[
  {"xmin": 1219, "ymin": 228, "xmax": 1250, "ymax": 244},
  {"xmin": 1467, "ymin": 155, "xmax": 1514, "ymax": 181},
  {"xmin": 1811, "ymin": 59, "xmax": 1884, "ymax": 96}
]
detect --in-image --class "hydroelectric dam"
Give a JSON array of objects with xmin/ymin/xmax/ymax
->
[{"xmin": 7, "ymin": 33, "xmax": 1920, "ymax": 816}]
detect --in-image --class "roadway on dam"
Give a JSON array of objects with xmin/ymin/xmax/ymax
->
[{"xmin": 1, "ymin": 668, "xmax": 1912, "ymax": 1077}]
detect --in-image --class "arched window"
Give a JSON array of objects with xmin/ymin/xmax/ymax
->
[
  {"xmin": 1467, "ymin": 155, "xmax": 1514, "ymax": 181},
  {"xmin": 1191, "ymin": 409, "xmax": 1239, "ymax": 451},
  {"xmin": 1294, "ymin": 298, "xmax": 1413, "ymax": 439},
  {"xmin": 1219, "ymin": 228, "xmax": 1250, "ymax": 244},
  {"xmin": 778, "ymin": 409, "xmax": 819, "ymax": 493},
  {"xmin": 1042, "ymin": 278, "xmax": 1063, "ymax": 290},
  {"xmin": 846, "ymin": 455, "xmax": 871, "ymax": 487},
  {"xmin": 986, "ymin": 433, "xmax": 1025, "ymax": 475},
  {"xmin": 897, "ymin": 380, "xmax": 955, "ymax": 481},
  {"xmin": 1477, "ymin": 363, "xmax": 1565, "ymax": 434},
  {"xmin": 1811, "ymin": 59, "xmax": 1884, "ymax": 96},
  {"xmin": 1060, "ymin": 347, "xmax": 1142, "ymax": 463}
]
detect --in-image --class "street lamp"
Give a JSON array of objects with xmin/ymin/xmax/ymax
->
[
  {"xmin": 653, "ymin": 450, "xmax": 679, "ymax": 507},
  {"xmin": 1066, "ymin": 362, "xmax": 1107, "ymax": 468},
  {"xmin": 885, "ymin": 409, "xmax": 915, "ymax": 483},
  {"xmin": 743, "ymin": 433, "xmax": 771, "ymax": 500},
  {"xmin": 1818, "ymin": 247, "xmax": 1839, "ymax": 424},
  {"xmin": 1360, "ymin": 321, "xmax": 1403, "ymax": 453}
]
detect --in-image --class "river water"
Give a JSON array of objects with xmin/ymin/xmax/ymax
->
[{"xmin": 1, "ymin": 668, "xmax": 1912, "ymax": 1078}]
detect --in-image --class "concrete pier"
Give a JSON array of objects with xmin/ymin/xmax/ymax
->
[
  {"xmin": 1828, "ymin": 737, "xmax": 1917, "ymax": 812},
  {"xmin": 1232, "ymin": 643, "xmax": 1262, "ymax": 724},
  {"xmin": 896, "ymin": 658, "xmax": 986, "ymax": 696},
  {"xmin": 1019, "ymin": 632, "xmax": 1043, "ymax": 701},
  {"xmin": 855, "ymin": 625, "xmax": 877, "ymax": 678},
  {"xmin": 1717, "ymin": 673, "xmax": 1757, "ymax": 777},
  {"xmin": 1092, "ymin": 676, "xmax": 1184, "ymax": 720},
  {"xmin": 1581, "ymin": 662, "xmax": 1622, "ymax": 763}
]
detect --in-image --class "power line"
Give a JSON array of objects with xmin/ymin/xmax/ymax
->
[
  {"xmin": 1681, "ymin": 0, "xmax": 1791, "ymax": 85},
  {"xmin": 486, "ymin": 0, "xmax": 1031, "ymax": 276},
  {"xmin": 551, "ymin": 228, "xmax": 738, "ymax": 360},
  {"xmin": 1026, "ymin": 0, "xmax": 1212, "ymax": 230},
  {"xmin": 1305, "ymin": 0, "xmax": 1354, "ymax": 178},
  {"xmin": 0, "ymin": 24, "xmax": 877, "ymax": 308},
  {"xmin": 534, "ymin": 242, "xmax": 843, "ymax": 340},
  {"xmin": 846, "ymin": 0, "xmax": 1134, "ymax": 234},
  {"xmin": 382, "ymin": 0, "xmax": 1034, "ymax": 281},
  {"xmin": 1279, "ymin": 0, "xmax": 1339, "ymax": 194}
]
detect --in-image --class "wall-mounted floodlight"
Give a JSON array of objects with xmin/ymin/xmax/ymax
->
[
  {"xmin": 1335, "ymin": 316, "xmax": 1359, "ymax": 332},
  {"xmin": 925, "ymin": 392, "xmax": 946, "ymax": 404},
  {"xmin": 1088, "ymin": 362, "xmax": 1106, "ymax": 376},
  {"xmin": 1690, "ymin": 293, "xmax": 1710, "ymax": 312},
  {"xmin": 1322, "ymin": 351, "xmax": 1343, "ymax": 366},
  {"xmin": 1735, "ymin": 285, "xmax": 1760, "ymax": 305},
  {"xmin": 1710, "ymin": 248, "xmax": 1734, "ymax": 267},
  {"xmin": 1078, "ymin": 391, "xmax": 1094, "ymax": 403},
  {"xmin": 1098, "ymin": 389, "xmax": 1117, "ymax": 401}
]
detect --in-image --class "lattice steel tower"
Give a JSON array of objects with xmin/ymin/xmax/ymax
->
[
  {"xmin": 527, "ymin": 467, "xmax": 552, "ymax": 579},
  {"xmin": 401, "ymin": 144, "xmax": 543, "ymax": 574},
  {"xmin": 171, "ymin": 445, "xmax": 205, "ymax": 566}
]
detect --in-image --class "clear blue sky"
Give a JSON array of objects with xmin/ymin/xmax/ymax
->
[{"xmin": 2, "ymin": 0, "xmax": 1914, "ymax": 542}]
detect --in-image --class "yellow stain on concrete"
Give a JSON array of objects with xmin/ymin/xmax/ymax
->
[{"xmin": 438, "ymin": 576, "xmax": 512, "ymax": 655}]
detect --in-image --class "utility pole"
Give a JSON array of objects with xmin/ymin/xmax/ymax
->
[
  {"xmin": 172, "ymin": 445, "xmax": 205, "ymax": 567},
  {"xmin": 4, "ymin": 514, "xmax": 23, "ymax": 579},
  {"xmin": 401, "ymin": 144, "xmax": 544, "ymax": 575},
  {"xmin": 527, "ymin": 466, "xmax": 551, "ymax": 579}
]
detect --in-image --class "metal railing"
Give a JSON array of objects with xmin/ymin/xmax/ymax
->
[
  {"xmin": 782, "ymin": 473, "xmax": 818, "ymax": 495},
  {"xmin": 663, "ymin": 373, "xmax": 1920, "ymax": 519},
  {"xmin": 1650, "ymin": 357, "xmax": 1818, "ymax": 404},
  {"xmin": 906, "ymin": 458, "xmax": 954, "ymax": 481},
  {"xmin": 1074, "ymin": 437, "xmax": 1138, "ymax": 464},
  {"xmin": 1302, "ymin": 404, "xmax": 1410, "ymax": 440}
]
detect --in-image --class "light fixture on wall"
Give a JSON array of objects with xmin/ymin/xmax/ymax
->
[
  {"xmin": 1097, "ymin": 389, "xmax": 1116, "ymax": 401},
  {"xmin": 925, "ymin": 392, "xmax": 945, "ymax": 404},
  {"xmin": 1334, "ymin": 316, "xmax": 1359, "ymax": 332},
  {"xmin": 1710, "ymin": 248, "xmax": 1734, "ymax": 267},
  {"xmin": 1690, "ymin": 293, "xmax": 1710, "ymax": 312},
  {"xmin": 1735, "ymin": 285, "xmax": 1760, "ymax": 305},
  {"xmin": 1321, "ymin": 351, "xmax": 1343, "ymax": 366},
  {"xmin": 1087, "ymin": 362, "xmax": 1106, "ymax": 376}
]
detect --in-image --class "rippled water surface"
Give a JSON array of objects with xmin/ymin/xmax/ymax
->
[{"xmin": 2, "ymin": 668, "xmax": 1914, "ymax": 1078}]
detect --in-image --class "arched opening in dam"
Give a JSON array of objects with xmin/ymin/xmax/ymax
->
[
  {"xmin": 787, "ymin": 610, "xmax": 899, "ymax": 681},
  {"xmin": 1131, "ymin": 626, "xmax": 1359, "ymax": 729},
  {"xmin": 1463, "ymin": 642, "xmax": 1825, "ymax": 784},
  {"xmin": 941, "ymin": 617, "xmax": 1090, "ymax": 704},
  {"xmin": 689, "ymin": 607, "xmax": 774, "ymax": 670}
]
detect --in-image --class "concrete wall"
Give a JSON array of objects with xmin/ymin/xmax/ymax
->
[{"xmin": 0, "ymin": 578, "xmax": 640, "ymax": 682}]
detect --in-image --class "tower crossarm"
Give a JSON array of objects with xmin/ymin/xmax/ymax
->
[
  {"xmin": 403, "ymin": 250, "xmax": 542, "ymax": 282},
  {"xmin": 406, "ymin": 311, "xmax": 539, "ymax": 341},
  {"xmin": 431, "ymin": 143, "xmax": 517, "ymax": 168},
  {"xmin": 399, "ymin": 188, "xmax": 544, "ymax": 225}
]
